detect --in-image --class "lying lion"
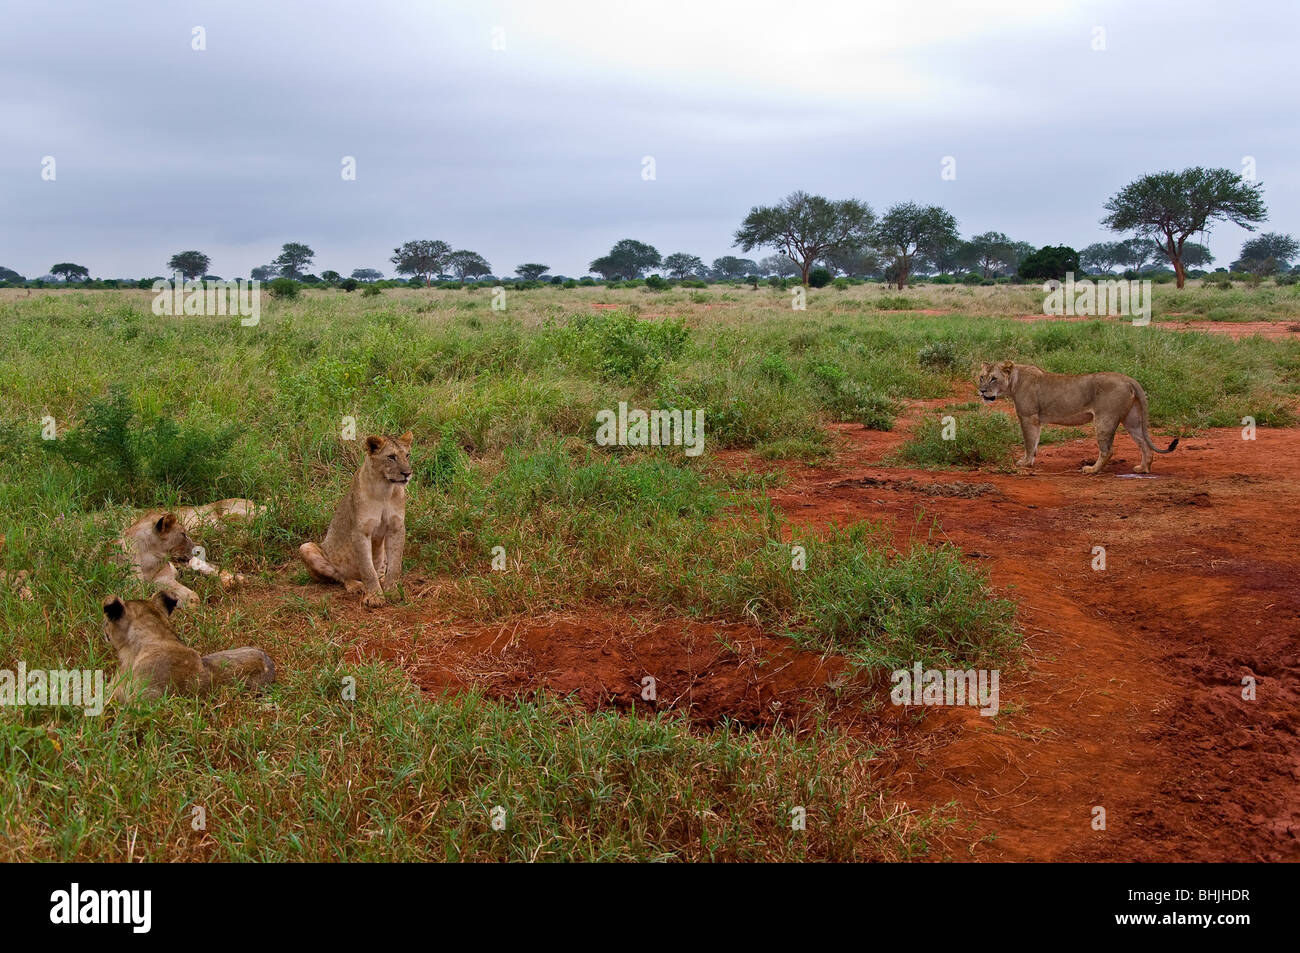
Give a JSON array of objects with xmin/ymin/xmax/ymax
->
[
  {"xmin": 298, "ymin": 432, "xmax": 412, "ymax": 608},
  {"xmin": 102, "ymin": 591, "xmax": 275, "ymax": 703},
  {"xmin": 118, "ymin": 499, "xmax": 262, "ymax": 607},
  {"xmin": 978, "ymin": 361, "xmax": 1179, "ymax": 474}
]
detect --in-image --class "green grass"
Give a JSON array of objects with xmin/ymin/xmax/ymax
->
[
  {"xmin": 895, "ymin": 409, "xmax": 1021, "ymax": 469},
  {"xmin": 1, "ymin": 281, "xmax": 1297, "ymax": 861}
]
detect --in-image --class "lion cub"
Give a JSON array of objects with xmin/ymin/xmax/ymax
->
[
  {"xmin": 298, "ymin": 432, "xmax": 412, "ymax": 608},
  {"xmin": 102, "ymin": 591, "xmax": 275, "ymax": 703},
  {"xmin": 119, "ymin": 499, "xmax": 262, "ymax": 607}
]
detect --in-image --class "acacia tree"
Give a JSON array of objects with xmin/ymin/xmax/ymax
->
[
  {"xmin": 50, "ymin": 262, "xmax": 89, "ymax": 282},
  {"xmin": 515, "ymin": 263, "xmax": 550, "ymax": 281},
  {"xmin": 273, "ymin": 242, "xmax": 315, "ymax": 279},
  {"xmin": 167, "ymin": 250, "xmax": 211, "ymax": 280},
  {"xmin": 663, "ymin": 253, "xmax": 706, "ymax": 280},
  {"xmin": 1233, "ymin": 232, "xmax": 1297, "ymax": 274},
  {"xmin": 758, "ymin": 254, "xmax": 799, "ymax": 278},
  {"xmin": 734, "ymin": 191, "xmax": 874, "ymax": 286},
  {"xmin": 710, "ymin": 256, "xmax": 759, "ymax": 281},
  {"xmin": 873, "ymin": 203, "xmax": 959, "ymax": 289},
  {"xmin": 966, "ymin": 231, "xmax": 1015, "ymax": 278},
  {"xmin": 390, "ymin": 240, "xmax": 451, "ymax": 286},
  {"xmin": 1080, "ymin": 241, "xmax": 1123, "ymax": 274},
  {"xmin": 448, "ymin": 250, "xmax": 492, "ymax": 280},
  {"xmin": 1115, "ymin": 237, "xmax": 1162, "ymax": 274},
  {"xmin": 351, "ymin": 268, "xmax": 383, "ymax": 282},
  {"xmin": 589, "ymin": 239, "xmax": 661, "ymax": 280},
  {"xmin": 1101, "ymin": 167, "xmax": 1266, "ymax": 288}
]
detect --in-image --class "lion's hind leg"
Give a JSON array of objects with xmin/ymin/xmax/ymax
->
[
  {"xmin": 1082, "ymin": 417, "xmax": 1119, "ymax": 474},
  {"xmin": 1123, "ymin": 404, "xmax": 1153, "ymax": 473},
  {"xmin": 299, "ymin": 542, "xmax": 348, "ymax": 586}
]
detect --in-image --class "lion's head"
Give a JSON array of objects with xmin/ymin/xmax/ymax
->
[
  {"xmin": 102, "ymin": 591, "xmax": 178, "ymax": 651},
  {"xmin": 149, "ymin": 513, "xmax": 197, "ymax": 561},
  {"xmin": 978, "ymin": 361, "xmax": 1016, "ymax": 403},
  {"xmin": 364, "ymin": 432, "xmax": 414, "ymax": 485}
]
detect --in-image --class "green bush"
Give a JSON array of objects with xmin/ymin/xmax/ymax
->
[
  {"xmin": 361, "ymin": 284, "xmax": 382, "ymax": 298},
  {"xmin": 644, "ymin": 274, "xmax": 669, "ymax": 291},
  {"xmin": 895, "ymin": 410, "xmax": 1018, "ymax": 468},
  {"xmin": 268, "ymin": 277, "xmax": 300, "ymax": 299},
  {"xmin": 808, "ymin": 268, "xmax": 832, "ymax": 288},
  {"xmin": 1017, "ymin": 245, "xmax": 1080, "ymax": 281},
  {"xmin": 45, "ymin": 387, "xmax": 239, "ymax": 504},
  {"xmin": 340, "ymin": 278, "xmax": 359, "ymax": 292},
  {"xmin": 917, "ymin": 340, "xmax": 959, "ymax": 371},
  {"xmin": 833, "ymin": 277, "xmax": 850, "ymax": 290}
]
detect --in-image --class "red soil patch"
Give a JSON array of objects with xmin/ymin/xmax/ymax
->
[
  {"xmin": 340, "ymin": 607, "xmax": 883, "ymax": 731},
  {"xmin": 1012, "ymin": 313, "xmax": 1300, "ymax": 340},
  {"xmin": 286, "ymin": 396, "xmax": 1299, "ymax": 862},
  {"xmin": 752, "ymin": 405, "xmax": 1300, "ymax": 861}
]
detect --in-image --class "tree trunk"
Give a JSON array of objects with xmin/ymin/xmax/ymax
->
[
  {"xmin": 1173, "ymin": 256, "xmax": 1186, "ymax": 289},
  {"xmin": 801, "ymin": 258, "xmax": 812, "ymax": 287}
]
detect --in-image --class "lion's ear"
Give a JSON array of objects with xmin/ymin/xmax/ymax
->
[
  {"xmin": 364, "ymin": 435, "xmax": 385, "ymax": 454},
  {"xmin": 103, "ymin": 595, "xmax": 126, "ymax": 622},
  {"xmin": 397, "ymin": 430, "xmax": 413, "ymax": 449},
  {"xmin": 154, "ymin": 513, "xmax": 177, "ymax": 534},
  {"xmin": 153, "ymin": 591, "xmax": 179, "ymax": 615},
  {"xmin": 980, "ymin": 361, "xmax": 992, "ymax": 373},
  {"xmin": 1000, "ymin": 361, "xmax": 1015, "ymax": 374}
]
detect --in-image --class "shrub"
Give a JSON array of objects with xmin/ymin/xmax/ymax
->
[
  {"xmin": 1017, "ymin": 245, "xmax": 1080, "ymax": 281},
  {"xmin": 361, "ymin": 284, "xmax": 382, "ymax": 297},
  {"xmin": 917, "ymin": 340, "xmax": 959, "ymax": 371},
  {"xmin": 644, "ymin": 274, "xmax": 669, "ymax": 291},
  {"xmin": 895, "ymin": 410, "xmax": 1018, "ymax": 468},
  {"xmin": 961, "ymin": 271, "xmax": 982, "ymax": 284},
  {"xmin": 563, "ymin": 311, "xmax": 689, "ymax": 386},
  {"xmin": 833, "ymin": 277, "xmax": 850, "ymax": 290},
  {"xmin": 268, "ymin": 277, "xmax": 300, "ymax": 299},
  {"xmin": 563, "ymin": 279, "xmax": 577, "ymax": 288},
  {"xmin": 46, "ymin": 387, "xmax": 239, "ymax": 504},
  {"xmin": 808, "ymin": 268, "xmax": 832, "ymax": 288},
  {"xmin": 340, "ymin": 278, "xmax": 359, "ymax": 292}
]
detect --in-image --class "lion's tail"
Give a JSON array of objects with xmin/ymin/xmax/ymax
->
[
  {"xmin": 201, "ymin": 647, "xmax": 276, "ymax": 691},
  {"xmin": 1132, "ymin": 383, "xmax": 1179, "ymax": 454}
]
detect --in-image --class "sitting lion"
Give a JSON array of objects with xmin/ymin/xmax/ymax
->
[
  {"xmin": 298, "ymin": 432, "xmax": 412, "ymax": 608},
  {"xmin": 978, "ymin": 361, "xmax": 1179, "ymax": 474},
  {"xmin": 102, "ymin": 591, "xmax": 275, "ymax": 702},
  {"xmin": 118, "ymin": 499, "xmax": 263, "ymax": 607}
]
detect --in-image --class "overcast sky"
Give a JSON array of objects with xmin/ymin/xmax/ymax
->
[{"xmin": 1, "ymin": 0, "xmax": 1295, "ymax": 279}]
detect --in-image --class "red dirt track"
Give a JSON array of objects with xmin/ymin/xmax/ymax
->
[{"xmin": 322, "ymin": 405, "xmax": 1299, "ymax": 862}]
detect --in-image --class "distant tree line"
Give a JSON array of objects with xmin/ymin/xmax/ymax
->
[{"xmin": 3, "ymin": 167, "xmax": 1291, "ymax": 289}]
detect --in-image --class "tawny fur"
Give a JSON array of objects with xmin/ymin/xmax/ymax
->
[
  {"xmin": 978, "ymin": 361, "xmax": 1178, "ymax": 474},
  {"xmin": 118, "ymin": 499, "xmax": 262, "ymax": 606},
  {"xmin": 101, "ymin": 591, "xmax": 275, "ymax": 703},
  {"xmin": 298, "ymin": 432, "xmax": 412, "ymax": 608}
]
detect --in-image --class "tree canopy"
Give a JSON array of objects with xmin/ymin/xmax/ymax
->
[
  {"xmin": 589, "ymin": 239, "xmax": 662, "ymax": 280},
  {"xmin": 734, "ymin": 191, "xmax": 874, "ymax": 286},
  {"xmin": 273, "ymin": 242, "xmax": 315, "ymax": 279},
  {"xmin": 167, "ymin": 250, "xmax": 211, "ymax": 280},
  {"xmin": 1101, "ymin": 167, "xmax": 1266, "ymax": 287},
  {"xmin": 390, "ymin": 240, "xmax": 451, "ymax": 285}
]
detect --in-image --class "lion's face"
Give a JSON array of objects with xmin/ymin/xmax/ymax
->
[
  {"xmin": 151, "ymin": 513, "xmax": 197, "ymax": 561},
  {"xmin": 978, "ymin": 362, "xmax": 1015, "ymax": 403},
  {"xmin": 365, "ymin": 432, "xmax": 414, "ymax": 485}
]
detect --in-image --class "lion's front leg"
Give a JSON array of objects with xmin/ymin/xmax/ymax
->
[
  {"xmin": 1016, "ymin": 415, "xmax": 1041, "ymax": 468},
  {"xmin": 352, "ymin": 528, "xmax": 385, "ymax": 608},
  {"xmin": 381, "ymin": 522, "xmax": 404, "ymax": 594}
]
